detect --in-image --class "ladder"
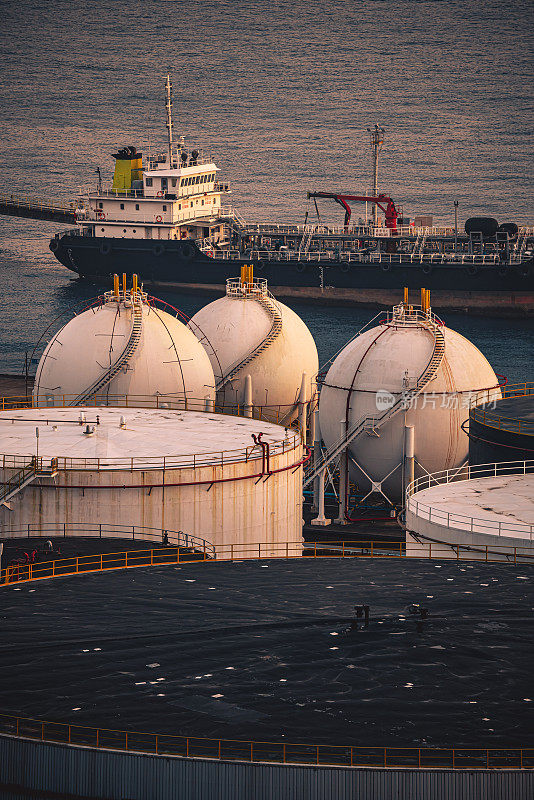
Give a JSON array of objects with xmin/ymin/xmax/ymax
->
[
  {"xmin": 298, "ymin": 225, "xmax": 314, "ymax": 255},
  {"xmin": 70, "ymin": 298, "xmax": 143, "ymax": 406},
  {"xmin": 0, "ymin": 460, "xmax": 38, "ymax": 506},
  {"xmin": 217, "ymin": 292, "xmax": 283, "ymax": 390},
  {"xmin": 304, "ymin": 315, "xmax": 445, "ymax": 488},
  {"xmin": 513, "ymin": 230, "xmax": 526, "ymax": 255}
]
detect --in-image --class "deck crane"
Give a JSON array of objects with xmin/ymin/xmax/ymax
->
[{"xmin": 307, "ymin": 191, "xmax": 399, "ymax": 231}]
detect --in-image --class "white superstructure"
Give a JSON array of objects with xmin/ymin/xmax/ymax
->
[{"xmin": 76, "ymin": 76, "xmax": 229, "ymax": 244}]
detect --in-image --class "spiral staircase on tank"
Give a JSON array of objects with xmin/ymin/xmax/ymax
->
[
  {"xmin": 70, "ymin": 293, "xmax": 144, "ymax": 406},
  {"xmin": 216, "ymin": 280, "xmax": 283, "ymax": 392},
  {"xmin": 304, "ymin": 306, "xmax": 446, "ymax": 488}
]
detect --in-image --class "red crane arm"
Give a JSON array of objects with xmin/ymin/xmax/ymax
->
[{"xmin": 307, "ymin": 191, "xmax": 398, "ymax": 229}]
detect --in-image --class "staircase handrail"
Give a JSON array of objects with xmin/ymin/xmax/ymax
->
[
  {"xmin": 217, "ymin": 288, "xmax": 283, "ymax": 390},
  {"xmin": 70, "ymin": 296, "xmax": 143, "ymax": 406},
  {"xmin": 305, "ymin": 311, "xmax": 446, "ymax": 487}
]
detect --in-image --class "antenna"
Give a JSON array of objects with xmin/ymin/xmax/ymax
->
[
  {"xmin": 367, "ymin": 124, "xmax": 385, "ymax": 227},
  {"xmin": 165, "ymin": 74, "xmax": 174, "ymax": 166}
]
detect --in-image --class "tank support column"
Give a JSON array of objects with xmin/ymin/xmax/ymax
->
[
  {"xmin": 310, "ymin": 468, "xmax": 331, "ymax": 527},
  {"xmin": 404, "ymin": 424, "xmax": 415, "ymax": 497},
  {"xmin": 298, "ymin": 372, "xmax": 308, "ymax": 442},
  {"xmin": 244, "ymin": 374, "xmax": 253, "ymax": 419},
  {"xmin": 311, "ymin": 408, "xmax": 321, "ymax": 513},
  {"xmin": 334, "ymin": 420, "xmax": 349, "ymax": 525}
]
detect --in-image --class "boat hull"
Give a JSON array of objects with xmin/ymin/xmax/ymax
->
[{"xmin": 50, "ymin": 235, "xmax": 534, "ymax": 317}]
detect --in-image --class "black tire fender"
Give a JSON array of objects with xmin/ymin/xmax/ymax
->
[
  {"xmin": 182, "ymin": 242, "xmax": 195, "ymax": 260},
  {"xmin": 100, "ymin": 241, "xmax": 112, "ymax": 256},
  {"xmin": 49, "ymin": 238, "xmax": 60, "ymax": 253}
]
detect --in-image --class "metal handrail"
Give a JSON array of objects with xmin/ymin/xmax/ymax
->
[
  {"xmin": 405, "ymin": 460, "xmax": 534, "ymax": 540},
  {"xmin": 469, "ymin": 383, "xmax": 534, "ymax": 435},
  {"xmin": 0, "ymin": 711, "xmax": 531, "ymax": 770},
  {"xmin": 1, "ymin": 523, "xmax": 215, "ymax": 560},
  {"xmin": 1, "ymin": 538, "xmax": 533, "ymax": 770}
]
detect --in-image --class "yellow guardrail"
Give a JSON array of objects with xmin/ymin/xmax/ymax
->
[
  {"xmin": 0, "ymin": 712, "xmax": 531, "ymax": 770},
  {"xmin": 2, "ymin": 537, "xmax": 533, "ymax": 769},
  {"xmin": 470, "ymin": 383, "xmax": 534, "ymax": 435}
]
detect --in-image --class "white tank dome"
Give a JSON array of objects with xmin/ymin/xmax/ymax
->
[
  {"xmin": 33, "ymin": 287, "xmax": 215, "ymax": 407},
  {"xmin": 319, "ymin": 305, "xmax": 501, "ymax": 502},
  {"xmin": 189, "ymin": 277, "xmax": 318, "ymax": 423}
]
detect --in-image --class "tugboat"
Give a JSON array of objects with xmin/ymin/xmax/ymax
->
[{"xmin": 49, "ymin": 77, "xmax": 534, "ymax": 317}]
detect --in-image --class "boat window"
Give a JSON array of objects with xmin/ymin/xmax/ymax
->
[
  {"xmin": 146, "ymin": 177, "xmax": 153, "ymax": 187},
  {"xmin": 195, "ymin": 176, "xmax": 200, "ymax": 184},
  {"xmin": 120, "ymin": 203, "xmax": 124, "ymax": 210},
  {"xmin": 135, "ymin": 204, "xmax": 139, "ymax": 210},
  {"xmin": 98, "ymin": 202, "xmax": 103, "ymax": 209},
  {"xmin": 171, "ymin": 178, "xmax": 177, "ymax": 187},
  {"xmin": 178, "ymin": 204, "xmax": 181, "ymax": 210},
  {"xmin": 163, "ymin": 205, "xmax": 167, "ymax": 211}
]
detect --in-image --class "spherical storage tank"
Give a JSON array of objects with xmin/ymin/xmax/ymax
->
[
  {"xmin": 189, "ymin": 275, "xmax": 318, "ymax": 423},
  {"xmin": 319, "ymin": 302, "xmax": 501, "ymax": 502},
  {"xmin": 33, "ymin": 284, "xmax": 215, "ymax": 408}
]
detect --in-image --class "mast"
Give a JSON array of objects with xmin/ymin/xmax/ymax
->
[
  {"xmin": 165, "ymin": 74, "xmax": 174, "ymax": 166},
  {"xmin": 367, "ymin": 124, "xmax": 384, "ymax": 227}
]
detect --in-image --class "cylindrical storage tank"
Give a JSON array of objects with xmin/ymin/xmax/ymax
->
[
  {"xmin": 0, "ymin": 407, "xmax": 304, "ymax": 554},
  {"xmin": 189, "ymin": 278, "xmax": 318, "ymax": 424},
  {"xmin": 469, "ymin": 386, "xmax": 534, "ymax": 464},
  {"xmin": 33, "ymin": 289, "xmax": 215, "ymax": 409},
  {"xmin": 465, "ymin": 217, "xmax": 499, "ymax": 237},
  {"xmin": 319, "ymin": 307, "xmax": 501, "ymax": 503}
]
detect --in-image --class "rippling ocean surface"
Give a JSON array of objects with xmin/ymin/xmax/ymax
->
[{"xmin": 0, "ymin": 0, "xmax": 532, "ymax": 376}]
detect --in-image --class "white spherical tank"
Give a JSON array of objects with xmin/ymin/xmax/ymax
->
[
  {"xmin": 319, "ymin": 306, "xmax": 501, "ymax": 502},
  {"xmin": 33, "ymin": 288, "xmax": 215, "ymax": 408},
  {"xmin": 189, "ymin": 277, "xmax": 318, "ymax": 423}
]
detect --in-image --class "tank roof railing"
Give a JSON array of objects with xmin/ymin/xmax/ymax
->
[
  {"xmin": 388, "ymin": 304, "xmax": 443, "ymax": 326},
  {"xmin": 226, "ymin": 277, "xmax": 269, "ymax": 299},
  {"xmin": 469, "ymin": 382, "xmax": 534, "ymax": 436},
  {"xmin": 2, "ymin": 538, "xmax": 533, "ymax": 770},
  {"xmin": 406, "ymin": 459, "xmax": 534, "ymax": 541}
]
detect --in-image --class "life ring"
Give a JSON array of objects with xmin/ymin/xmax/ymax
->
[
  {"xmin": 157, "ymin": 191, "xmax": 164, "ymax": 198},
  {"xmin": 49, "ymin": 238, "xmax": 59, "ymax": 253},
  {"xmin": 182, "ymin": 242, "xmax": 195, "ymax": 260},
  {"xmin": 100, "ymin": 241, "xmax": 112, "ymax": 256},
  {"xmin": 466, "ymin": 265, "xmax": 478, "ymax": 276},
  {"xmin": 155, "ymin": 215, "xmax": 163, "ymax": 223},
  {"xmin": 96, "ymin": 211, "xmax": 105, "ymax": 220},
  {"xmin": 153, "ymin": 243, "xmax": 165, "ymax": 257}
]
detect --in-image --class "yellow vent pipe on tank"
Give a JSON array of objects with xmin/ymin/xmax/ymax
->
[{"xmin": 240, "ymin": 264, "xmax": 253, "ymax": 289}]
